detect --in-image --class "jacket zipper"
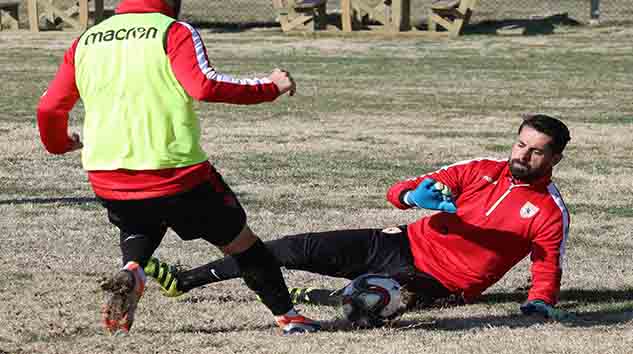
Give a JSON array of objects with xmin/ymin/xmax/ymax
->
[{"xmin": 485, "ymin": 182, "xmax": 530, "ymax": 216}]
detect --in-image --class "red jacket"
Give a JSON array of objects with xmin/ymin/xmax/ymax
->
[
  {"xmin": 37, "ymin": 0, "xmax": 280, "ymax": 200},
  {"xmin": 387, "ymin": 158, "xmax": 570, "ymax": 305}
]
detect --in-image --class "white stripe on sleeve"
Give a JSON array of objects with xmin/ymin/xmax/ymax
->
[
  {"xmin": 405, "ymin": 157, "xmax": 504, "ymax": 182},
  {"xmin": 547, "ymin": 183, "xmax": 570, "ymax": 269},
  {"xmin": 177, "ymin": 22, "xmax": 272, "ymax": 85}
]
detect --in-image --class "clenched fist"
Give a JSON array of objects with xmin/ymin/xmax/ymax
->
[{"xmin": 269, "ymin": 68, "xmax": 296, "ymax": 96}]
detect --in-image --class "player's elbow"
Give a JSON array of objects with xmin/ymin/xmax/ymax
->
[
  {"xmin": 37, "ymin": 110, "xmax": 69, "ymax": 155},
  {"xmin": 177, "ymin": 77, "xmax": 215, "ymax": 101},
  {"xmin": 43, "ymin": 142, "xmax": 69, "ymax": 154},
  {"xmin": 39, "ymin": 132, "xmax": 70, "ymax": 155}
]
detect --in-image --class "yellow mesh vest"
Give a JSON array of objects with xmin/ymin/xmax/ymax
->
[{"xmin": 75, "ymin": 13, "xmax": 208, "ymax": 170}]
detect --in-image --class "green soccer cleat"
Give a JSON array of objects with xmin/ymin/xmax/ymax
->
[
  {"xmin": 144, "ymin": 257, "xmax": 184, "ymax": 298},
  {"xmin": 289, "ymin": 287, "xmax": 343, "ymax": 306}
]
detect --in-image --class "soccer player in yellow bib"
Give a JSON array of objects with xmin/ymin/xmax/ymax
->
[{"xmin": 37, "ymin": 0, "xmax": 319, "ymax": 335}]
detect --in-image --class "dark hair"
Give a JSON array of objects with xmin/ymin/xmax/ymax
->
[
  {"xmin": 518, "ymin": 114, "xmax": 571, "ymax": 154},
  {"xmin": 163, "ymin": 0, "xmax": 182, "ymax": 17}
]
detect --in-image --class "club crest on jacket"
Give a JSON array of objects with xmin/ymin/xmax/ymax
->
[{"xmin": 520, "ymin": 202, "xmax": 539, "ymax": 218}]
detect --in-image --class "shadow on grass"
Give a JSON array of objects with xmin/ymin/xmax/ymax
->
[
  {"xmin": 405, "ymin": 307, "xmax": 633, "ymax": 332},
  {"xmin": 130, "ymin": 287, "xmax": 633, "ymax": 335},
  {"xmin": 410, "ymin": 13, "xmax": 582, "ymax": 36},
  {"xmin": 322, "ymin": 307, "xmax": 633, "ymax": 332},
  {"xmin": 288, "ymin": 287, "xmax": 633, "ymax": 331},
  {"xmin": 479, "ymin": 288, "xmax": 633, "ymax": 306},
  {"xmin": 288, "ymin": 287, "xmax": 633, "ymax": 307},
  {"xmin": 187, "ymin": 21, "xmax": 280, "ymax": 32},
  {"xmin": 463, "ymin": 13, "xmax": 582, "ymax": 36},
  {"xmin": 478, "ymin": 288, "xmax": 633, "ymax": 327},
  {"xmin": 130, "ymin": 306, "xmax": 633, "ymax": 335},
  {"xmin": 141, "ymin": 323, "xmax": 274, "ymax": 335},
  {"xmin": 411, "ymin": 287, "xmax": 633, "ymax": 330},
  {"xmin": 391, "ymin": 314, "xmax": 546, "ymax": 332},
  {"xmin": 0, "ymin": 197, "xmax": 97, "ymax": 205}
]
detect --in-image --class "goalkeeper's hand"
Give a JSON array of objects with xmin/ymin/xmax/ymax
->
[
  {"xmin": 520, "ymin": 299, "xmax": 576, "ymax": 322},
  {"xmin": 404, "ymin": 178, "xmax": 457, "ymax": 213}
]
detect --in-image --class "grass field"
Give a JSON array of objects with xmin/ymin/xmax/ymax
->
[{"xmin": 2, "ymin": 23, "xmax": 633, "ymax": 354}]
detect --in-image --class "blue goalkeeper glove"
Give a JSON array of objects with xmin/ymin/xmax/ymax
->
[
  {"xmin": 520, "ymin": 300, "xmax": 576, "ymax": 322},
  {"xmin": 404, "ymin": 178, "xmax": 457, "ymax": 213}
]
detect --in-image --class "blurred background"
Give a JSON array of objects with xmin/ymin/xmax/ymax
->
[{"xmin": 6, "ymin": 0, "xmax": 631, "ymax": 30}]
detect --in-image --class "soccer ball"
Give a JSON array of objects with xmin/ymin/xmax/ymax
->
[{"xmin": 341, "ymin": 274, "xmax": 405, "ymax": 327}]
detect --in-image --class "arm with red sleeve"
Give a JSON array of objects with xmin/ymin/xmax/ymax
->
[
  {"xmin": 166, "ymin": 21, "xmax": 280, "ymax": 103},
  {"xmin": 386, "ymin": 159, "xmax": 479, "ymax": 209},
  {"xmin": 37, "ymin": 23, "xmax": 281, "ymax": 154},
  {"xmin": 527, "ymin": 215, "xmax": 566, "ymax": 305},
  {"xmin": 520, "ymin": 209, "xmax": 575, "ymax": 321},
  {"xmin": 37, "ymin": 39, "xmax": 81, "ymax": 154}
]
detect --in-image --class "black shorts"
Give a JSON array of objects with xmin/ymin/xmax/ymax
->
[
  {"xmin": 266, "ymin": 226, "xmax": 452, "ymax": 302},
  {"xmin": 99, "ymin": 167, "xmax": 246, "ymax": 247}
]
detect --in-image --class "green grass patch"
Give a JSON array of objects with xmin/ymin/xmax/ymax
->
[{"xmin": 568, "ymin": 203, "xmax": 633, "ymax": 218}]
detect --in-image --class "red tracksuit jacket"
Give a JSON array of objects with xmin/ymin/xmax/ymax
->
[
  {"xmin": 37, "ymin": 0, "xmax": 280, "ymax": 200},
  {"xmin": 387, "ymin": 158, "xmax": 570, "ymax": 305}
]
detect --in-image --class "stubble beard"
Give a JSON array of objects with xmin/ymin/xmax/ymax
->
[{"xmin": 509, "ymin": 158, "xmax": 536, "ymax": 182}]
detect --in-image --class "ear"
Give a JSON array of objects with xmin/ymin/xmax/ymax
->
[{"xmin": 551, "ymin": 153, "xmax": 563, "ymax": 167}]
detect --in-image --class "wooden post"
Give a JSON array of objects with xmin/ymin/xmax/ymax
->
[
  {"xmin": 27, "ymin": 0, "xmax": 40, "ymax": 32},
  {"xmin": 400, "ymin": 0, "xmax": 410, "ymax": 31},
  {"xmin": 94, "ymin": 0, "xmax": 105, "ymax": 24},
  {"xmin": 341, "ymin": 0, "xmax": 352, "ymax": 32},
  {"xmin": 384, "ymin": 0, "xmax": 392, "ymax": 31},
  {"xmin": 590, "ymin": 0, "xmax": 600, "ymax": 25},
  {"xmin": 390, "ymin": 0, "xmax": 399, "ymax": 32},
  {"xmin": 390, "ymin": 0, "xmax": 409, "ymax": 32},
  {"xmin": 78, "ymin": 0, "xmax": 88, "ymax": 29}
]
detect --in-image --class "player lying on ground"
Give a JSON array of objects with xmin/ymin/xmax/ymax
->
[
  {"xmin": 37, "ymin": 0, "xmax": 318, "ymax": 335},
  {"xmin": 145, "ymin": 114, "xmax": 574, "ymax": 321}
]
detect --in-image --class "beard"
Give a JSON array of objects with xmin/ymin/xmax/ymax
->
[{"xmin": 509, "ymin": 158, "xmax": 541, "ymax": 182}]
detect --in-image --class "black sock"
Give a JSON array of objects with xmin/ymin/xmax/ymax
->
[
  {"xmin": 120, "ymin": 233, "xmax": 161, "ymax": 268},
  {"xmin": 177, "ymin": 256, "xmax": 241, "ymax": 292},
  {"xmin": 231, "ymin": 239, "xmax": 293, "ymax": 316}
]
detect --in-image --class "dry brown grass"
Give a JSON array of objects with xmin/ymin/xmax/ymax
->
[{"xmin": 1, "ymin": 24, "xmax": 633, "ymax": 353}]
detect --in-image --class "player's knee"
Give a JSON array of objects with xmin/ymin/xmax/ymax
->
[
  {"xmin": 231, "ymin": 238, "xmax": 279, "ymax": 271},
  {"xmin": 220, "ymin": 225, "xmax": 258, "ymax": 255}
]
